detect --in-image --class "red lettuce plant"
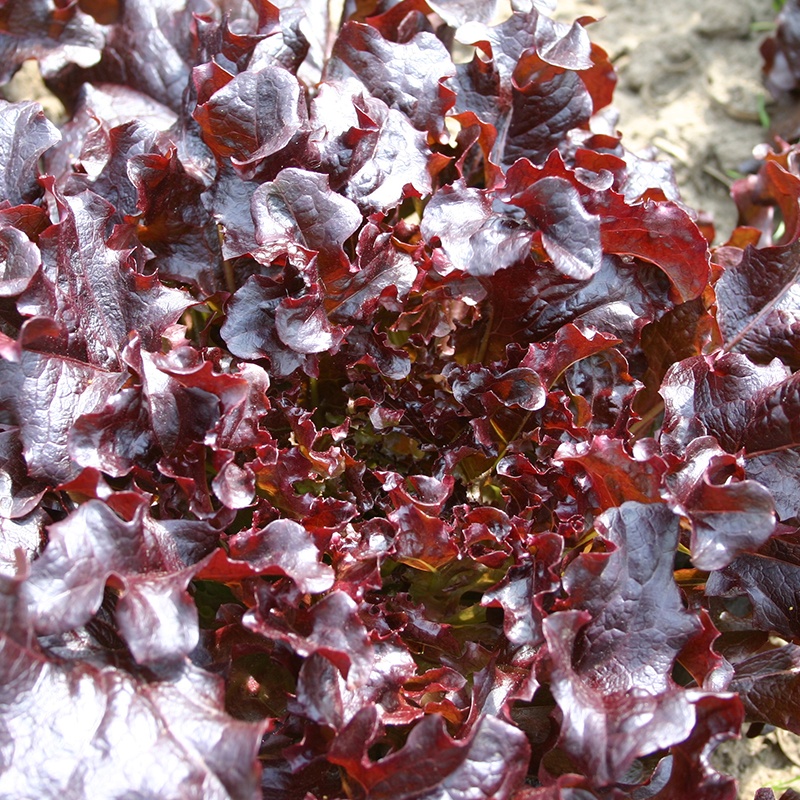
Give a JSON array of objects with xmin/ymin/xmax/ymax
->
[{"xmin": 2, "ymin": 0, "xmax": 800, "ymax": 798}]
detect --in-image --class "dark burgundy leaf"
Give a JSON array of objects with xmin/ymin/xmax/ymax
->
[
  {"xmin": 421, "ymin": 181, "xmax": 533, "ymax": 276},
  {"xmin": 475, "ymin": 252, "xmax": 669, "ymax": 363},
  {"xmin": 324, "ymin": 221, "xmax": 417, "ymax": 323},
  {"xmin": 388, "ymin": 503, "xmax": 460, "ymax": 570},
  {"xmin": 76, "ymin": 0, "xmax": 194, "ymax": 112},
  {"xmin": 481, "ymin": 532, "xmax": 562, "ymax": 648},
  {"xmin": 25, "ymin": 182, "xmax": 191, "ymax": 369},
  {"xmin": 204, "ymin": 164, "xmax": 259, "ymax": 260},
  {"xmin": 275, "ymin": 292, "xmax": 346, "ymax": 355},
  {"xmin": 0, "ymin": 427, "xmax": 47, "ymax": 518},
  {"xmin": 650, "ymin": 693, "xmax": 742, "ymax": 800},
  {"xmin": 706, "ymin": 543, "xmax": 800, "ymax": 643},
  {"xmin": 520, "ymin": 322, "xmax": 621, "ymax": 388},
  {"xmin": 0, "ymin": 507, "xmax": 47, "ymax": 569},
  {"xmin": 677, "ymin": 605, "xmax": 734, "ymax": 693},
  {"xmin": 252, "ymin": 167, "xmax": 361, "ymax": 262},
  {"xmin": 221, "ymin": 274, "xmax": 347, "ymax": 376},
  {"xmin": 379, "ymin": 471, "xmax": 454, "ymax": 515},
  {"xmin": 68, "ymin": 385, "xmax": 155, "ymax": 477},
  {"xmin": 661, "ymin": 353, "xmax": 800, "ymax": 519},
  {"xmin": 60, "ymin": 118, "xmax": 162, "ymax": 216},
  {"xmin": 312, "ymin": 81, "xmax": 435, "ymax": 213},
  {"xmin": 248, "ymin": 589, "xmax": 373, "ymax": 684},
  {"xmin": 555, "ymin": 435, "xmax": 667, "ymax": 511},
  {"xmin": 197, "ymin": 519, "xmax": 334, "ymax": 595},
  {"xmin": 503, "ymin": 68, "xmax": 594, "ymax": 167},
  {"xmin": 22, "ymin": 499, "xmax": 218, "ymax": 664},
  {"xmin": 193, "ymin": 62, "xmax": 307, "ymax": 174},
  {"xmin": 715, "ymin": 239, "xmax": 800, "ymax": 368},
  {"xmin": 563, "ymin": 346, "xmax": 640, "ymax": 435},
  {"xmin": 324, "ymin": 22, "xmax": 455, "ymax": 139},
  {"xmin": 664, "ymin": 437, "xmax": 776, "ymax": 571},
  {"xmin": 591, "ymin": 194, "xmax": 710, "ymax": 303},
  {"xmin": 558, "ymin": 502, "xmax": 700, "ymax": 694},
  {"xmin": 346, "ymin": 713, "xmax": 530, "ymax": 800},
  {"xmin": 501, "ymin": 168, "xmax": 602, "ymax": 281},
  {"xmin": 292, "ymin": 650, "xmax": 352, "ymax": 729},
  {"xmin": 454, "ymin": 11, "xmax": 612, "ymax": 166},
  {"xmin": 293, "ymin": 640, "xmax": 420, "ymax": 732},
  {"xmin": 127, "ymin": 146, "xmax": 224, "ymax": 292},
  {"xmin": 43, "ymin": 85, "xmax": 177, "ymax": 208},
  {"xmin": 728, "ymin": 644, "xmax": 800, "ymax": 734},
  {"xmin": 127, "ymin": 346, "xmax": 220, "ymax": 461},
  {"xmin": 503, "ymin": 154, "xmax": 709, "ymax": 301},
  {"xmin": 0, "ymin": 565, "xmax": 266, "ymax": 800},
  {"xmin": 460, "ymin": 11, "xmax": 594, "ymax": 79},
  {"xmin": 638, "ymin": 298, "xmax": 721, "ymax": 409},
  {"xmin": 0, "ymin": 0, "xmax": 104, "ymax": 83},
  {"xmin": 0, "ymin": 100, "xmax": 60, "ymax": 205},
  {"xmin": 0, "ymin": 348, "xmax": 123, "ymax": 484},
  {"xmin": 446, "ymin": 362, "xmax": 546, "ymax": 415},
  {"xmin": 220, "ymin": 275, "xmax": 293, "ymax": 363},
  {"xmin": 543, "ymin": 609, "xmax": 697, "ymax": 787},
  {"xmin": 659, "ymin": 352, "xmax": 786, "ymax": 456}
]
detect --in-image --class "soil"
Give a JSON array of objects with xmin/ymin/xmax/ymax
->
[{"xmin": 3, "ymin": 0, "xmax": 800, "ymax": 796}]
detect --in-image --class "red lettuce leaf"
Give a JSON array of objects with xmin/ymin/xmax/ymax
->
[
  {"xmin": 22, "ymin": 498, "xmax": 218, "ymax": 664},
  {"xmin": 661, "ymin": 353, "xmax": 800, "ymax": 520},
  {"xmin": 65, "ymin": 0, "xmax": 194, "ymax": 112},
  {"xmin": 520, "ymin": 321, "xmax": 621, "ymax": 388},
  {"xmin": 193, "ymin": 62, "xmax": 307, "ymax": 175},
  {"xmin": 338, "ymin": 712, "xmax": 530, "ymax": 800},
  {"xmin": 481, "ymin": 531, "xmax": 562, "ymax": 648},
  {"xmin": 715, "ymin": 239, "xmax": 800, "ymax": 368},
  {"xmin": 127, "ymin": 145, "xmax": 224, "ymax": 292},
  {"xmin": 197, "ymin": 518, "xmax": 335, "ymax": 595},
  {"xmin": 558, "ymin": 502, "xmax": 700, "ymax": 694},
  {"xmin": 555, "ymin": 435, "xmax": 667, "ymax": 511},
  {"xmin": 0, "ymin": 347, "xmax": 123, "ymax": 484},
  {"xmin": 650, "ymin": 693, "xmax": 742, "ymax": 800},
  {"xmin": 542, "ymin": 609, "xmax": 697, "ymax": 787},
  {"xmin": 324, "ymin": 21, "xmax": 455, "ymax": 139},
  {"xmin": 24, "ymin": 182, "xmax": 191, "ymax": 369},
  {"xmin": 0, "ymin": 428, "xmax": 47, "ymax": 519},
  {"xmin": 311, "ymin": 80, "xmax": 435, "ymax": 213},
  {"xmin": 0, "ymin": 0, "xmax": 104, "ymax": 82},
  {"xmin": 592, "ymin": 194, "xmax": 709, "ymax": 303},
  {"xmin": 252, "ymin": 167, "xmax": 361, "ymax": 263},
  {"xmin": 1, "ymin": 565, "xmax": 266, "ymax": 800},
  {"xmin": 503, "ymin": 153, "xmax": 710, "ymax": 301},
  {"xmin": 664, "ymin": 437, "xmax": 776, "ymax": 571},
  {"xmin": 324, "ymin": 221, "xmax": 417, "ymax": 323},
  {"xmin": 246, "ymin": 589, "xmax": 374, "ymax": 685},
  {"xmin": 500, "ymin": 171, "xmax": 603, "ymax": 280},
  {"xmin": 728, "ymin": 644, "xmax": 800, "ymax": 734},
  {"xmin": 453, "ymin": 11, "xmax": 611, "ymax": 167},
  {"xmin": 540, "ymin": 503, "xmax": 701, "ymax": 784},
  {"xmin": 706, "ymin": 537, "xmax": 800, "ymax": 643},
  {"xmin": 0, "ymin": 100, "xmax": 60, "ymax": 205}
]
